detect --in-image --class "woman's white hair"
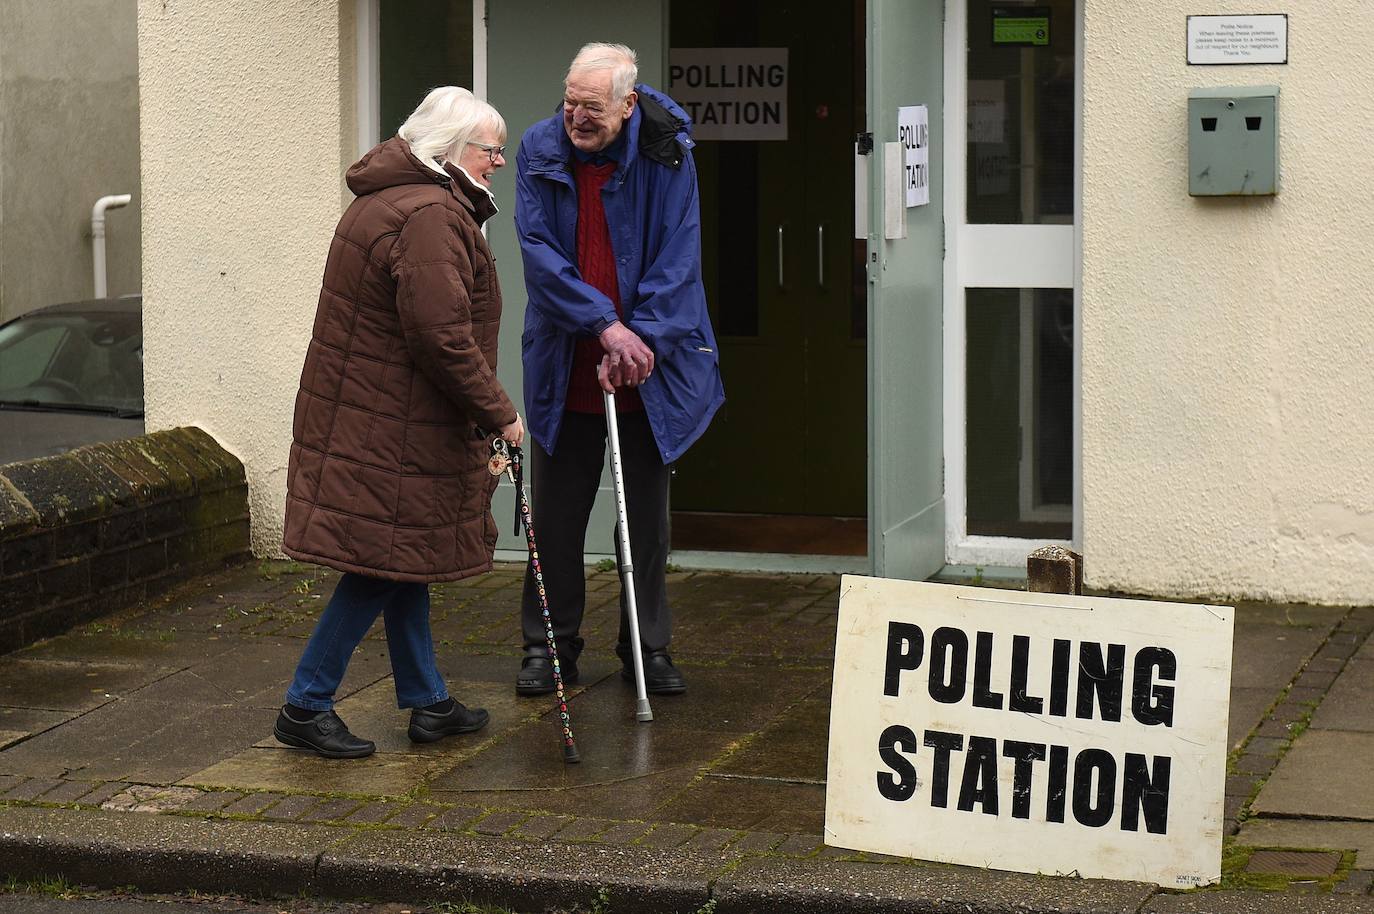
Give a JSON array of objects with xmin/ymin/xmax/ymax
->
[
  {"xmin": 397, "ymin": 86, "xmax": 506, "ymax": 174},
  {"xmin": 566, "ymin": 42, "xmax": 638, "ymax": 100}
]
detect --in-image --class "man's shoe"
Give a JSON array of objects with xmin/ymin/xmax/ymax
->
[
  {"xmin": 408, "ymin": 700, "xmax": 490, "ymax": 743},
  {"xmin": 515, "ymin": 655, "xmax": 579, "ymax": 696},
  {"xmin": 621, "ymin": 650, "xmax": 686, "ymax": 695},
  {"xmin": 273, "ymin": 707, "xmax": 375, "ymax": 759}
]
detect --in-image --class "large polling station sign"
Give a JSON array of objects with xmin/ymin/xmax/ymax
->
[
  {"xmin": 825, "ymin": 577, "xmax": 1233, "ymax": 886},
  {"xmin": 668, "ymin": 48, "xmax": 787, "ymax": 141}
]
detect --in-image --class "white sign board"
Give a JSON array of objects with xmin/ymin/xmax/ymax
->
[
  {"xmin": 668, "ymin": 48, "xmax": 787, "ymax": 141},
  {"xmin": 897, "ymin": 105, "xmax": 929, "ymax": 207},
  {"xmin": 1187, "ymin": 14, "xmax": 1288, "ymax": 65},
  {"xmin": 825, "ymin": 577, "xmax": 1233, "ymax": 887},
  {"xmin": 968, "ymin": 80, "xmax": 1005, "ymax": 144}
]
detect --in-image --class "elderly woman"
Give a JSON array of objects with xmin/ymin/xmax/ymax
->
[{"xmin": 274, "ymin": 87, "xmax": 522, "ymax": 759}]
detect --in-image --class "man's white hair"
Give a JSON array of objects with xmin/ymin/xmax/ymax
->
[
  {"xmin": 566, "ymin": 42, "xmax": 639, "ymax": 100},
  {"xmin": 397, "ymin": 86, "xmax": 506, "ymax": 174}
]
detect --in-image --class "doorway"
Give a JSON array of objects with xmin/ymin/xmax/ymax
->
[
  {"xmin": 945, "ymin": 0, "xmax": 1080, "ymax": 565},
  {"xmin": 668, "ymin": 0, "xmax": 868, "ymax": 557}
]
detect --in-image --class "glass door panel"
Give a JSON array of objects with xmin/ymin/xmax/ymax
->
[
  {"xmin": 947, "ymin": 0, "xmax": 1078, "ymax": 562},
  {"xmin": 965, "ymin": 287, "xmax": 1072, "ymax": 539}
]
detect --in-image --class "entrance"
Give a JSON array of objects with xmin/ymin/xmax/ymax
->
[
  {"xmin": 945, "ymin": 0, "xmax": 1079, "ymax": 565},
  {"xmin": 668, "ymin": 0, "xmax": 868, "ymax": 556}
]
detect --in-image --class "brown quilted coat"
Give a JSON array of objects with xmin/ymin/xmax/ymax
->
[{"xmin": 283, "ymin": 137, "xmax": 518, "ymax": 583}]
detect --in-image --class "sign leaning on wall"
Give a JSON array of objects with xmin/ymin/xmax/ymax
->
[
  {"xmin": 667, "ymin": 48, "xmax": 788, "ymax": 141},
  {"xmin": 825, "ymin": 576, "xmax": 1234, "ymax": 887}
]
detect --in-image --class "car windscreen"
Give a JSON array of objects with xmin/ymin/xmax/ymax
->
[{"xmin": 0, "ymin": 310, "xmax": 143, "ymax": 414}]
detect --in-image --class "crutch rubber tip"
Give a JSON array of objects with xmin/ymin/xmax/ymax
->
[
  {"xmin": 563, "ymin": 743, "xmax": 581, "ymax": 764},
  {"xmin": 636, "ymin": 699, "xmax": 654, "ymax": 723}
]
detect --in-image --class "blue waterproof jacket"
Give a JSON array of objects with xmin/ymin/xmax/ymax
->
[{"xmin": 515, "ymin": 84, "xmax": 724, "ymax": 463}]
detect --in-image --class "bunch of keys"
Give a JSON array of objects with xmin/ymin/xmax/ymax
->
[{"xmin": 488, "ymin": 438, "xmax": 515, "ymax": 481}]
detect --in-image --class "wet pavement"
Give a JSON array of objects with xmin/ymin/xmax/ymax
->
[{"xmin": 0, "ymin": 560, "xmax": 1371, "ymax": 912}]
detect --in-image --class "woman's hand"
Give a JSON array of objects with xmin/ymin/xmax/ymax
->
[{"xmin": 499, "ymin": 414, "xmax": 525, "ymax": 447}]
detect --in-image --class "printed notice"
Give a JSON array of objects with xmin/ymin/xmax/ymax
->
[
  {"xmin": 897, "ymin": 105, "xmax": 929, "ymax": 207},
  {"xmin": 668, "ymin": 48, "xmax": 787, "ymax": 141},
  {"xmin": 1187, "ymin": 14, "xmax": 1288, "ymax": 65}
]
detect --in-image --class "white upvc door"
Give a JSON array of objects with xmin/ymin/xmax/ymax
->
[{"xmin": 943, "ymin": 0, "xmax": 1082, "ymax": 568}]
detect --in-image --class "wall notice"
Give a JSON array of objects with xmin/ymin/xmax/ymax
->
[
  {"xmin": 668, "ymin": 48, "xmax": 787, "ymax": 141},
  {"xmin": 1187, "ymin": 14, "xmax": 1288, "ymax": 65},
  {"xmin": 825, "ymin": 576, "xmax": 1233, "ymax": 887},
  {"xmin": 897, "ymin": 105, "xmax": 929, "ymax": 207}
]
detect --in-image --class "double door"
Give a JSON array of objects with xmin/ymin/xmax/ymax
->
[{"xmin": 669, "ymin": 0, "xmax": 866, "ymax": 520}]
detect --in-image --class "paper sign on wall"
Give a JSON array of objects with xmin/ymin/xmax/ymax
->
[
  {"xmin": 1187, "ymin": 14, "xmax": 1288, "ymax": 65},
  {"xmin": 668, "ymin": 48, "xmax": 788, "ymax": 141},
  {"xmin": 825, "ymin": 576, "xmax": 1233, "ymax": 887},
  {"xmin": 897, "ymin": 105, "xmax": 929, "ymax": 207}
]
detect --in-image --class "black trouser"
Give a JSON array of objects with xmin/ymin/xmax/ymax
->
[{"xmin": 521, "ymin": 409, "xmax": 671, "ymax": 664}]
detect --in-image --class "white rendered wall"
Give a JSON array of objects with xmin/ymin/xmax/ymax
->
[
  {"xmin": 138, "ymin": 0, "xmax": 355, "ymax": 556},
  {"xmin": 1082, "ymin": 2, "xmax": 1374, "ymax": 603}
]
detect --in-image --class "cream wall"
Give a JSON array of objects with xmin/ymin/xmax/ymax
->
[
  {"xmin": 1082, "ymin": 2, "xmax": 1374, "ymax": 603},
  {"xmin": 138, "ymin": 0, "xmax": 355, "ymax": 556}
]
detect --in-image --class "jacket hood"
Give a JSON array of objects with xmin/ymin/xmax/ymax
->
[
  {"xmin": 522, "ymin": 83, "xmax": 694, "ymax": 174},
  {"xmin": 347, "ymin": 136, "xmax": 498, "ymax": 223}
]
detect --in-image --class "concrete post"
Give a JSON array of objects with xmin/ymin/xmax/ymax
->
[{"xmin": 1027, "ymin": 545, "xmax": 1083, "ymax": 595}]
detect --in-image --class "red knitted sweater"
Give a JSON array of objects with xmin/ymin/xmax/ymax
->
[{"xmin": 565, "ymin": 159, "xmax": 642, "ymax": 414}]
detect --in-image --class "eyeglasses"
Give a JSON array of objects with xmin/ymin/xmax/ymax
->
[{"xmin": 467, "ymin": 141, "xmax": 506, "ymax": 163}]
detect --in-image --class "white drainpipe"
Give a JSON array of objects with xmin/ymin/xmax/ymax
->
[{"xmin": 91, "ymin": 194, "xmax": 132, "ymax": 298}]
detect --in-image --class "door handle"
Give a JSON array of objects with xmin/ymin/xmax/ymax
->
[
  {"xmin": 777, "ymin": 224, "xmax": 785, "ymax": 289},
  {"xmin": 816, "ymin": 223, "xmax": 826, "ymax": 287}
]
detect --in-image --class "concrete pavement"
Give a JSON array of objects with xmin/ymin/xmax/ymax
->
[{"xmin": 0, "ymin": 560, "xmax": 1370, "ymax": 912}]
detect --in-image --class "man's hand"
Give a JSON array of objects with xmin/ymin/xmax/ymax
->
[
  {"xmin": 598, "ymin": 321, "xmax": 654, "ymax": 392},
  {"xmin": 499, "ymin": 414, "xmax": 525, "ymax": 447}
]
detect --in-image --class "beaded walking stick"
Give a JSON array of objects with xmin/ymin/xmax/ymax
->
[{"xmin": 490, "ymin": 438, "xmax": 580, "ymax": 764}]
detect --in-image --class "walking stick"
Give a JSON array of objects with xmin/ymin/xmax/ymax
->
[
  {"xmin": 491, "ymin": 438, "xmax": 580, "ymax": 763},
  {"xmin": 603, "ymin": 389, "xmax": 654, "ymax": 723}
]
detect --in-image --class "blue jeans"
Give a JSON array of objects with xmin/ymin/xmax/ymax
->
[{"xmin": 285, "ymin": 572, "xmax": 448, "ymax": 711}]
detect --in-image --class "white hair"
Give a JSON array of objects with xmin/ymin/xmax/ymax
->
[
  {"xmin": 566, "ymin": 42, "xmax": 638, "ymax": 100},
  {"xmin": 397, "ymin": 86, "xmax": 506, "ymax": 175}
]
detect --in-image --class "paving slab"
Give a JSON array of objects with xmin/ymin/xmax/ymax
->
[
  {"xmin": 1311, "ymin": 656, "xmax": 1374, "ymax": 732},
  {"xmin": 655, "ymin": 776, "xmax": 825, "ymax": 833},
  {"xmin": 0, "ymin": 708, "xmax": 75, "ymax": 750},
  {"xmin": 0, "ymin": 658, "xmax": 177, "ymax": 713},
  {"xmin": 714, "ymin": 696, "xmax": 829, "ymax": 782},
  {"xmin": 1253, "ymin": 730, "xmax": 1374, "ymax": 820},
  {"xmin": 1230, "ymin": 625, "xmax": 1327, "ymax": 691},
  {"xmin": 1227, "ymin": 687, "xmax": 1278, "ymax": 751},
  {"xmin": 430, "ymin": 768, "xmax": 702, "ymax": 821},
  {"xmin": 181, "ymin": 745, "xmax": 444, "ymax": 797},
  {"xmin": 0, "ymin": 698, "xmax": 266, "ymax": 782},
  {"xmin": 713, "ymin": 856, "xmax": 1156, "ymax": 914},
  {"xmin": 1238, "ymin": 818, "xmax": 1374, "ymax": 868}
]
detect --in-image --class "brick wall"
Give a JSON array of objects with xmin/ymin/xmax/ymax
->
[{"xmin": 0, "ymin": 428, "xmax": 250, "ymax": 653}]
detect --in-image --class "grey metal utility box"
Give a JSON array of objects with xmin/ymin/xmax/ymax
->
[{"xmin": 1188, "ymin": 86, "xmax": 1279, "ymax": 196}]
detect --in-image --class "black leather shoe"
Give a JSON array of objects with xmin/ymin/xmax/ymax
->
[
  {"xmin": 515, "ymin": 655, "xmax": 579, "ymax": 696},
  {"xmin": 621, "ymin": 650, "xmax": 686, "ymax": 695},
  {"xmin": 273, "ymin": 708, "xmax": 375, "ymax": 759},
  {"xmin": 408, "ymin": 700, "xmax": 490, "ymax": 743}
]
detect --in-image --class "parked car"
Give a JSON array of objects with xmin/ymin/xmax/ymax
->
[{"xmin": 0, "ymin": 296, "xmax": 144, "ymax": 465}]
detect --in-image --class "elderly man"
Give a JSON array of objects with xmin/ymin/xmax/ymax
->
[{"xmin": 514, "ymin": 42, "xmax": 723, "ymax": 697}]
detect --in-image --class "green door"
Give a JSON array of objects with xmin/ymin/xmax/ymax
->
[
  {"xmin": 668, "ymin": 0, "xmax": 868, "ymax": 522},
  {"xmin": 867, "ymin": 0, "xmax": 945, "ymax": 579}
]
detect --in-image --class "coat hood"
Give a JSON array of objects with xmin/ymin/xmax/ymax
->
[{"xmin": 347, "ymin": 136, "xmax": 498, "ymax": 224}]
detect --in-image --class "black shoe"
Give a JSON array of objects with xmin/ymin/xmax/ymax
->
[
  {"xmin": 408, "ymin": 700, "xmax": 490, "ymax": 743},
  {"xmin": 273, "ymin": 708, "xmax": 375, "ymax": 759},
  {"xmin": 621, "ymin": 650, "xmax": 686, "ymax": 695},
  {"xmin": 515, "ymin": 655, "xmax": 579, "ymax": 696}
]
